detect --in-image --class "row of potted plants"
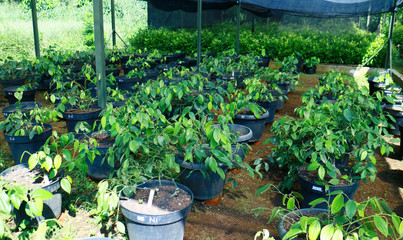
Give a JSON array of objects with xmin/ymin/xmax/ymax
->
[
  {"xmin": 0, "ymin": 49, "xmax": 306, "ymax": 238},
  {"xmin": 254, "ymin": 70, "xmax": 403, "ymax": 239}
]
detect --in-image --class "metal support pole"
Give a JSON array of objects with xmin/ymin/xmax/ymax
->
[
  {"xmin": 252, "ymin": 15, "xmax": 255, "ymax": 33},
  {"xmin": 197, "ymin": 0, "xmax": 202, "ymax": 71},
  {"xmin": 236, "ymin": 0, "xmax": 241, "ymax": 56},
  {"xmin": 31, "ymin": 0, "xmax": 40, "ymax": 58},
  {"xmin": 385, "ymin": 4, "xmax": 397, "ymax": 71},
  {"xmin": 93, "ymin": 0, "xmax": 107, "ymax": 109},
  {"xmin": 111, "ymin": 0, "xmax": 116, "ymax": 47}
]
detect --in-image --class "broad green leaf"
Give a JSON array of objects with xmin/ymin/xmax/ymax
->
[
  {"xmin": 320, "ymin": 224, "xmax": 335, "ymax": 240},
  {"xmin": 343, "ymin": 109, "xmax": 354, "ymax": 122},
  {"xmin": 255, "ymin": 184, "xmax": 272, "ymax": 196},
  {"xmin": 331, "ymin": 194, "xmax": 344, "ymax": 214},
  {"xmin": 32, "ymin": 189, "xmax": 53, "ymax": 200},
  {"xmin": 374, "ymin": 215, "xmax": 389, "ymax": 237},
  {"xmin": 129, "ymin": 139, "xmax": 139, "ymax": 153},
  {"xmin": 0, "ymin": 192, "xmax": 11, "ymax": 214},
  {"xmin": 117, "ymin": 221, "xmax": 126, "ymax": 234},
  {"xmin": 54, "ymin": 154, "xmax": 62, "ymax": 169},
  {"xmin": 331, "ymin": 229, "xmax": 343, "ymax": 240},
  {"xmin": 318, "ymin": 166, "xmax": 325, "ymax": 180},
  {"xmin": 345, "ymin": 200, "xmax": 357, "ymax": 218},
  {"xmin": 309, "ymin": 198, "xmax": 327, "ymax": 207},
  {"xmin": 101, "ymin": 116, "xmax": 107, "ymax": 129},
  {"xmin": 361, "ymin": 151, "xmax": 368, "ymax": 161},
  {"xmin": 308, "ymin": 220, "xmax": 321, "ymax": 240},
  {"xmin": 287, "ymin": 197, "xmax": 295, "ymax": 210},
  {"xmin": 61, "ymin": 178, "xmax": 71, "ymax": 194},
  {"xmin": 328, "ymin": 179, "xmax": 340, "ymax": 186}
]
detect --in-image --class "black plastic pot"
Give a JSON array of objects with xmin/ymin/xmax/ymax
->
[
  {"xmin": 256, "ymin": 100, "xmax": 278, "ymax": 124},
  {"xmin": 367, "ymin": 77, "xmax": 377, "ymax": 96},
  {"xmin": 229, "ymin": 124, "xmax": 252, "ymax": 167},
  {"xmin": 120, "ymin": 180, "xmax": 193, "ymax": 240},
  {"xmin": 383, "ymin": 104, "xmax": 403, "ymax": 135},
  {"xmin": 4, "ymin": 86, "xmax": 37, "ymax": 105},
  {"xmin": 4, "ymin": 123, "xmax": 52, "ymax": 164},
  {"xmin": 176, "ymin": 157, "xmax": 228, "ymax": 200},
  {"xmin": 2, "ymin": 101, "xmax": 42, "ymax": 118},
  {"xmin": 0, "ymin": 163, "xmax": 62, "ymax": 225},
  {"xmin": 0, "ymin": 78, "xmax": 25, "ymax": 94},
  {"xmin": 62, "ymin": 108, "xmax": 102, "ymax": 134},
  {"xmin": 278, "ymin": 208, "xmax": 328, "ymax": 240},
  {"xmin": 116, "ymin": 76, "xmax": 145, "ymax": 92},
  {"xmin": 304, "ymin": 66, "xmax": 317, "ymax": 74},
  {"xmin": 234, "ymin": 110, "xmax": 269, "ymax": 143},
  {"xmin": 256, "ymin": 57, "xmax": 270, "ymax": 68},
  {"xmin": 297, "ymin": 164, "xmax": 360, "ymax": 209},
  {"xmin": 85, "ymin": 133, "xmax": 114, "ymax": 180},
  {"xmin": 374, "ymin": 83, "xmax": 401, "ymax": 94}
]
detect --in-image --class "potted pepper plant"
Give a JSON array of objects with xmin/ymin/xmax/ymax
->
[{"xmin": 303, "ymin": 56, "xmax": 320, "ymax": 74}]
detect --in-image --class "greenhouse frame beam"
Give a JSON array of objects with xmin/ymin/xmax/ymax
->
[
  {"xmin": 31, "ymin": 0, "xmax": 40, "ymax": 58},
  {"xmin": 111, "ymin": 0, "xmax": 116, "ymax": 47},
  {"xmin": 385, "ymin": 0, "xmax": 397, "ymax": 71},
  {"xmin": 236, "ymin": 0, "xmax": 241, "ymax": 56},
  {"xmin": 197, "ymin": 0, "xmax": 202, "ymax": 70},
  {"xmin": 93, "ymin": 0, "xmax": 107, "ymax": 109}
]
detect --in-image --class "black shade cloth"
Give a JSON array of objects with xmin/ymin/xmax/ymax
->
[{"xmin": 148, "ymin": 0, "xmax": 403, "ymax": 17}]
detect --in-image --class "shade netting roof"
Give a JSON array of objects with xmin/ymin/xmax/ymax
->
[{"xmin": 148, "ymin": 0, "xmax": 403, "ymax": 17}]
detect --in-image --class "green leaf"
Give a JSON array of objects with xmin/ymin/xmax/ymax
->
[
  {"xmin": 328, "ymin": 179, "xmax": 340, "ymax": 186},
  {"xmin": 318, "ymin": 166, "xmax": 325, "ymax": 180},
  {"xmin": 101, "ymin": 116, "xmax": 107, "ymax": 129},
  {"xmin": 287, "ymin": 197, "xmax": 295, "ymax": 210},
  {"xmin": 54, "ymin": 154, "xmax": 62, "ymax": 169},
  {"xmin": 308, "ymin": 220, "xmax": 321, "ymax": 240},
  {"xmin": 374, "ymin": 215, "xmax": 389, "ymax": 237},
  {"xmin": 331, "ymin": 229, "xmax": 343, "ymax": 240},
  {"xmin": 380, "ymin": 146, "xmax": 386, "ymax": 155},
  {"xmin": 117, "ymin": 221, "xmax": 126, "ymax": 234},
  {"xmin": 361, "ymin": 151, "xmax": 368, "ymax": 161},
  {"xmin": 331, "ymin": 194, "xmax": 344, "ymax": 214},
  {"xmin": 32, "ymin": 189, "xmax": 53, "ymax": 200},
  {"xmin": 255, "ymin": 184, "xmax": 272, "ymax": 196},
  {"xmin": 309, "ymin": 198, "xmax": 327, "ymax": 207},
  {"xmin": 345, "ymin": 200, "xmax": 357, "ymax": 218},
  {"xmin": 343, "ymin": 109, "xmax": 354, "ymax": 122},
  {"xmin": 0, "ymin": 192, "xmax": 11, "ymax": 214},
  {"xmin": 61, "ymin": 178, "xmax": 71, "ymax": 194},
  {"xmin": 284, "ymin": 228, "xmax": 304, "ymax": 240},
  {"xmin": 320, "ymin": 224, "xmax": 335, "ymax": 240},
  {"xmin": 129, "ymin": 139, "xmax": 140, "ymax": 153}
]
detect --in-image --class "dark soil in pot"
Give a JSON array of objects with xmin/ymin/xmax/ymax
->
[
  {"xmin": 120, "ymin": 180, "xmax": 193, "ymax": 240},
  {"xmin": 4, "ymin": 86, "xmax": 37, "ymax": 105},
  {"xmin": 1, "ymin": 163, "xmax": 62, "ymax": 225},
  {"xmin": 298, "ymin": 164, "xmax": 360, "ymax": 208}
]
